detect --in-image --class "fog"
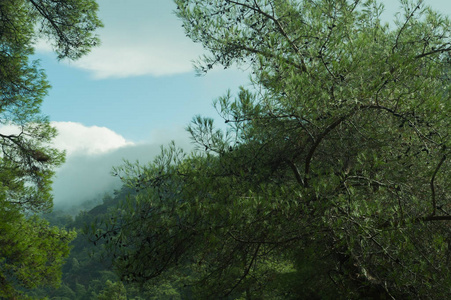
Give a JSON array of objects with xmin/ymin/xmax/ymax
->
[{"xmin": 50, "ymin": 122, "xmax": 193, "ymax": 210}]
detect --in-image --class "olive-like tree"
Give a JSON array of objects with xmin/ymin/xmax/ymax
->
[{"xmin": 96, "ymin": 0, "xmax": 450, "ymax": 298}]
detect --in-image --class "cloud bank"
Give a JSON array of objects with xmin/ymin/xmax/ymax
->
[
  {"xmin": 51, "ymin": 143, "xmax": 161, "ymax": 209},
  {"xmin": 51, "ymin": 121, "xmax": 133, "ymax": 155},
  {"xmin": 49, "ymin": 122, "xmax": 192, "ymax": 209}
]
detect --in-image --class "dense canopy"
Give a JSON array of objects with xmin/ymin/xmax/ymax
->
[{"xmin": 95, "ymin": 0, "xmax": 450, "ymax": 298}]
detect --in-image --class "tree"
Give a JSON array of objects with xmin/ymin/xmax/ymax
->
[
  {"xmin": 0, "ymin": 0, "xmax": 102, "ymax": 211},
  {"xmin": 95, "ymin": 0, "xmax": 450, "ymax": 298},
  {"xmin": 0, "ymin": 0, "xmax": 102, "ymax": 297},
  {"xmin": 97, "ymin": 280, "xmax": 127, "ymax": 300},
  {"xmin": 0, "ymin": 198, "xmax": 76, "ymax": 298}
]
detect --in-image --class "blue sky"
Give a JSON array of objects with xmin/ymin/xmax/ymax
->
[
  {"xmin": 39, "ymin": 56, "xmax": 248, "ymax": 142},
  {"xmin": 37, "ymin": 0, "xmax": 451, "ymax": 143},
  {"xmin": 37, "ymin": 0, "xmax": 250, "ymax": 143},
  {"xmin": 30, "ymin": 0, "xmax": 451, "ymax": 208}
]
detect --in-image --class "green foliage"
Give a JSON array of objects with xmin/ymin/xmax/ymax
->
[
  {"xmin": 0, "ymin": 0, "xmax": 102, "ymax": 212},
  {"xmin": 29, "ymin": 0, "xmax": 103, "ymax": 60},
  {"xmin": 27, "ymin": 191, "xmax": 188, "ymax": 299},
  {"xmin": 94, "ymin": 0, "xmax": 450, "ymax": 298},
  {"xmin": 97, "ymin": 280, "xmax": 127, "ymax": 300},
  {"xmin": 0, "ymin": 0, "xmax": 102, "ymax": 296},
  {"xmin": 0, "ymin": 197, "xmax": 76, "ymax": 299}
]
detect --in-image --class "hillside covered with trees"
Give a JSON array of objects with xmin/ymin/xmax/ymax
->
[{"xmin": 29, "ymin": 189, "xmax": 189, "ymax": 299}]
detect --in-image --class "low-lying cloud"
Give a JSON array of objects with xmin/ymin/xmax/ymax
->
[
  {"xmin": 50, "ymin": 122, "xmax": 192, "ymax": 209},
  {"xmin": 51, "ymin": 121, "xmax": 133, "ymax": 156},
  {"xmin": 52, "ymin": 143, "xmax": 161, "ymax": 209}
]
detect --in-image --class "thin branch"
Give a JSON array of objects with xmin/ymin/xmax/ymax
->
[
  {"xmin": 224, "ymin": 243, "xmax": 261, "ymax": 298},
  {"xmin": 226, "ymin": 0, "xmax": 308, "ymax": 73},
  {"xmin": 430, "ymin": 154, "xmax": 447, "ymax": 216},
  {"xmin": 392, "ymin": 3, "xmax": 421, "ymax": 54},
  {"xmin": 286, "ymin": 160, "xmax": 304, "ymax": 186},
  {"xmin": 28, "ymin": 0, "xmax": 70, "ymax": 48},
  {"xmin": 415, "ymin": 46, "xmax": 451, "ymax": 59},
  {"xmin": 304, "ymin": 108, "xmax": 357, "ymax": 187}
]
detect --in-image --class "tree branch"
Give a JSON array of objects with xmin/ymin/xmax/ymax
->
[
  {"xmin": 224, "ymin": 243, "xmax": 260, "ymax": 298},
  {"xmin": 430, "ymin": 154, "xmax": 447, "ymax": 216},
  {"xmin": 415, "ymin": 46, "xmax": 451, "ymax": 59},
  {"xmin": 225, "ymin": 0, "xmax": 308, "ymax": 73},
  {"xmin": 304, "ymin": 108, "xmax": 357, "ymax": 187},
  {"xmin": 286, "ymin": 160, "xmax": 304, "ymax": 186}
]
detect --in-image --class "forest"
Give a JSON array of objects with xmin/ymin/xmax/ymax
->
[{"xmin": 1, "ymin": 0, "xmax": 450, "ymax": 299}]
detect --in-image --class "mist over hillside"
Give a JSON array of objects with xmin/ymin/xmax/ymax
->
[{"xmin": 50, "ymin": 122, "xmax": 193, "ymax": 210}]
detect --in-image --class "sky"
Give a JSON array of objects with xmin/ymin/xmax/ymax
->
[{"xmin": 26, "ymin": 0, "xmax": 451, "ymax": 208}]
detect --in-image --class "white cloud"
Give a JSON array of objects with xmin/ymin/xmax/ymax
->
[
  {"xmin": 51, "ymin": 121, "xmax": 133, "ymax": 156},
  {"xmin": 0, "ymin": 124, "xmax": 20, "ymax": 136},
  {"xmin": 69, "ymin": 42, "xmax": 198, "ymax": 79},
  {"xmin": 33, "ymin": 38, "xmax": 53, "ymax": 53},
  {"xmin": 35, "ymin": 0, "xmax": 204, "ymax": 79},
  {"xmin": 0, "ymin": 122, "xmax": 193, "ymax": 208},
  {"xmin": 49, "ymin": 122, "xmax": 136, "ymax": 207},
  {"xmin": 52, "ymin": 143, "xmax": 157, "ymax": 209},
  {"xmin": 49, "ymin": 122, "xmax": 193, "ymax": 208}
]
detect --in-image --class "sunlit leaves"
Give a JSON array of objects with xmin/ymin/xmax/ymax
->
[{"xmin": 0, "ymin": 198, "xmax": 76, "ymax": 298}]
